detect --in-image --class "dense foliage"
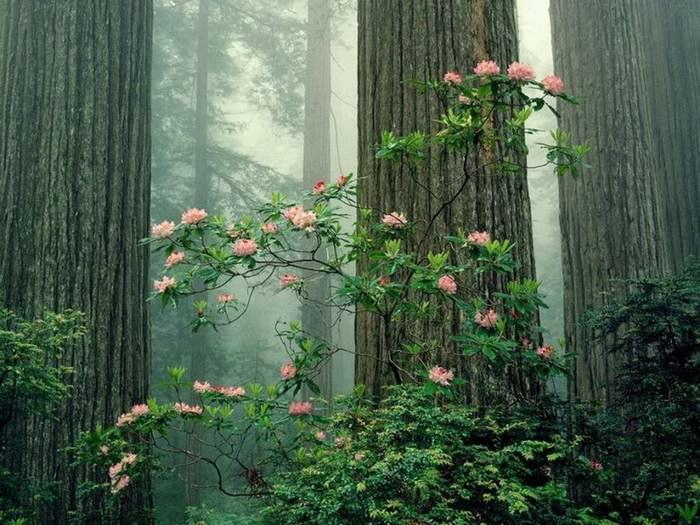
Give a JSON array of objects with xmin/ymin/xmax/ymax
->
[
  {"xmin": 0, "ymin": 308, "xmax": 84, "ymax": 523},
  {"xmin": 265, "ymin": 385, "xmax": 580, "ymax": 525},
  {"xmin": 575, "ymin": 266, "xmax": 700, "ymax": 524}
]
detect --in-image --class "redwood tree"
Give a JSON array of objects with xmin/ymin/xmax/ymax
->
[
  {"xmin": 550, "ymin": 0, "xmax": 670, "ymax": 405},
  {"xmin": 0, "ymin": 1, "xmax": 153, "ymax": 522},
  {"xmin": 356, "ymin": 0, "xmax": 538, "ymax": 403}
]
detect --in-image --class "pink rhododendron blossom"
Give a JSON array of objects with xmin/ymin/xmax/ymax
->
[
  {"xmin": 217, "ymin": 293, "xmax": 234, "ymax": 304},
  {"xmin": 111, "ymin": 475, "xmax": 130, "ymax": 494},
  {"xmin": 282, "ymin": 205, "xmax": 304, "ymax": 221},
  {"xmin": 130, "ymin": 404, "xmax": 150, "ymax": 417},
  {"xmin": 121, "ymin": 453, "xmax": 137, "ymax": 465},
  {"xmin": 507, "ymin": 61, "xmax": 535, "ymax": 81},
  {"xmin": 536, "ymin": 345, "xmax": 554, "ymax": 359},
  {"xmin": 541, "ymin": 74, "xmax": 564, "ymax": 95},
  {"xmin": 315, "ymin": 431, "xmax": 326, "ymax": 441},
  {"xmin": 382, "ymin": 212, "xmax": 407, "ymax": 228},
  {"xmin": 438, "ymin": 275, "xmax": 457, "ymax": 295},
  {"xmin": 334, "ymin": 436, "xmax": 349, "ymax": 447},
  {"xmin": 280, "ymin": 362, "xmax": 297, "ymax": 380},
  {"xmin": 288, "ymin": 401, "xmax": 313, "ymax": 416},
  {"xmin": 233, "ymin": 239, "xmax": 258, "ymax": 257},
  {"xmin": 116, "ymin": 413, "xmax": 135, "ymax": 427},
  {"xmin": 354, "ymin": 452, "xmax": 366, "ymax": 461},
  {"xmin": 378, "ymin": 275, "xmax": 390, "ymax": 287},
  {"xmin": 116, "ymin": 403, "xmax": 150, "ymax": 426},
  {"xmin": 153, "ymin": 276, "xmax": 176, "ymax": 294},
  {"xmin": 337, "ymin": 174, "xmax": 349, "ymax": 187},
  {"xmin": 100, "ymin": 445, "xmax": 110, "ymax": 455},
  {"xmin": 215, "ymin": 386, "xmax": 245, "ymax": 397},
  {"xmin": 590, "ymin": 460, "xmax": 603, "ymax": 471},
  {"xmin": 151, "ymin": 220, "xmax": 175, "ymax": 239},
  {"xmin": 312, "ymin": 180, "xmax": 326, "ymax": 194},
  {"xmin": 261, "ymin": 222, "xmax": 279, "ymax": 234},
  {"xmin": 467, "ymin": 230, "xmax": 491, "ymax": 245},
  {"xmin": 473, "ymin": 60, "xmax": 500, "ymax": 76},
  {"xmin": 108, "ymin": 462, "xmax": 124, "ymax": 480},
  {"xmin": 280, "ymin": 273, "xmax": 301, "ymax": 288},
  {"xmin": 291, "ymin": 210, "xmax": 317, "ymax": 231},
  {"xmin": 165, "ymin": 251, "xmax": 185, "ymax": 268},
  {"xmin": 193, "ymin": 380, "xmax": 211, "ymax": 393},
  {"xmin": 474, "ymin": 308, "xmax": 499, "ymax": 329},
  {"xmin": 428, "ymin": 366, "xmax": 455, "ymax": 386},
  {"xmin": 443, "ymin": 70, "xmax": 462, "ymax": 83},
  {"xmin": 174, "ymin": 402, "xmax": 203, "ymax": 415},
  {"xmin": 181, "ymin": 208, "xmax": 208, "ymax": 225}
]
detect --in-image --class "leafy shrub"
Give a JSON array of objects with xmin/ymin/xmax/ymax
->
[{"xmin": 264, "ymin": 385, "xmax": 595, "ymax": 525}]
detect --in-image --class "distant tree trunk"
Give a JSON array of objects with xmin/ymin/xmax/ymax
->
[
  {"xmin": 643, "ymin": 0, "xmax": 700, "ymax": 272},
  {"xmin": 302, "ymin": 0, "xmax": 333, "ymax": 399},
  {"xmin": 356, "ymin": 0, "xmax": 538, "ymax": 403},
  {"xmin": 0, "ymin": 1, "xmax": 153, "ymax": 523},
  {"xmin": 550, "ymin": 0, "xmax": 670, "ymax": 405},
  {"xmin": 186, "ymin": 0, "xmax": 209, "ymax": 506}
]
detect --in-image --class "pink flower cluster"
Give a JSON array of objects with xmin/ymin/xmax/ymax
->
[
  {"xmin": 280, "ymin": 362, "xmax": 297, "ymax": 380},
  {"xmin": 280, "ymin": 273, "xmax": 301, "ymax": 289},
  {"xmin": 181, "ymin": 208, "xmax": 208, "ymax": 225},
  {"xmin": 233, "ymin": 238, "xmax": 258, "ymax": 257},
  {"xmin": 507, "ymin": 61, "xmax": 536, "ymax": 81},
  {"xmin": 261, "ymin": 222, "xmax": 279, "ymax": 234},
  {"xmin": 108, "ymin": 453, "xmax": 137, "ymax": 494},
  {"xmin": 378, "ymin": 275, "xmax": 390, "ymax": 287},
  {"xmin": 283, "ymin": 205, "xmax": 318, "ymax": 231},
  {"xmin": 174, "ymin": 402, "xmax": 203, "ymax": 415},
  {"xmin": 217, "ymin": 293, "xmax": 234, "ymax": 304},
  {"xmin": 314, "ymin": 431, "xmax": 326, "ymax": 441},
  {"xmin": 288, "ymin": 401, "xmax": 313, "ymax": 416},
  {"xmin": 165, "ymin": 251, "xmax": 185, "ymax": 268},
  {"xmin": 467, "ymin": 230, "xmax": 491, "ymax": 246},
  {"xmin": 474, "ymin": 308, "xmax": 499, "ymax": 329},
  {"xmin": 428, "ymin": 366, "xmax": 454, "ymax": 386},
  {"xmin": 474, "ymin": 60, "xmax": 500, "ymax": 76},
  {"xmin": 438, "ymin": 275, "xmax": 457, "ymax": 295},
  {"xmin": 151, "ymin": 220, "xmax": 175, "ymax": 239},
  {"xmin": 193, "ymin": 380, "xmax": 245, "ymax": 397},
  {"xmin": 313, "ymin": 180, "xmax": 326, "ymax": 194},
  {"xmin": 337, "ymin": 174, "xmax": 349, "ymax": 187},
  {"xmin": 116, "ymin": 403, "xmax": 150, "ymax": 427},
  {"xmin": 536, "ymin": 345, "xmax": 554, "ymax": 359},
  {"xmin": 443, "ymin": 70, "xmax": 462, "ymax": 83},
  {"xmin": 382, "ymin": 212, "xmax": 407, "ymax": 228},
  {"xmin": 153, "ymin": 276, "xmax": 176, "ymax": 294},
  {"xmin": 542, "ymin": 74, "xmax": 564, "ymax": 95}
]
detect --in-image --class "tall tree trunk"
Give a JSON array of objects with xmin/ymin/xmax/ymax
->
[
  {"xmin": 302, "ymin": 0, "xmax": 333, "ymax": 399},
  {"xmin": 0, "ymin": 1, "xmax": 153, "ymax": 523},
  {"xmin": 643, "ymin": 0, "xmax": 700, "ymax": 272},
  {"xmin": 550, "ymin": 0, "xmax": 670, "ymax": 405},
  {"xmin": 356, "ymin": 0, "xmax": 538, "ymax": 403},
  {"xmin": 186, "ymin": 0, "xmax": 209, "ymax": 506}
]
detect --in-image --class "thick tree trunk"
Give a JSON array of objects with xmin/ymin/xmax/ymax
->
[
  {"xmin": 356, "ymin": 0, "xmax": 538, "ymax": 403},
  {"xmin": 302, "ymin": 0, "xmax": 333, "ymax": 399},
  {"xmin": 643, "ymin": 0, "xmax": 700, "ymax": 272},
  {"xmin": 0, "ymin": 1, "xmax": 153, "ymax": 523},
  {"xmin": 550, "ymin": 0, "xmax": 670, "ymax": 405}
]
